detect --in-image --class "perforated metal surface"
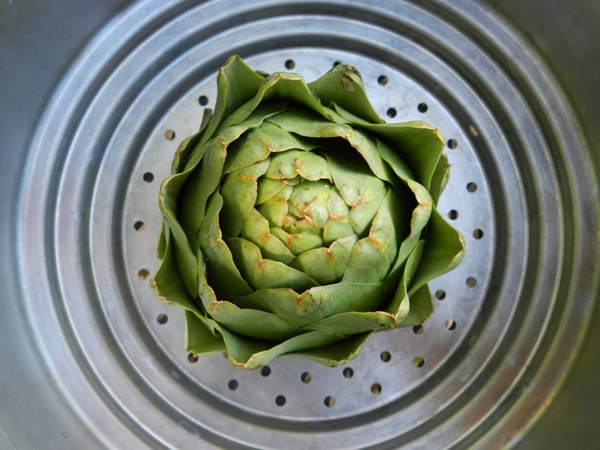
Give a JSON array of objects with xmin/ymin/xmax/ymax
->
[{"xmin": 13, "ymin": 0, "xmax": 598, "ymax": 449}]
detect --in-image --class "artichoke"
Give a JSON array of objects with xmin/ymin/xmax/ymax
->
[{"xmin": 152, "ymin": 56, "xmax": 464, "ymax": 369}]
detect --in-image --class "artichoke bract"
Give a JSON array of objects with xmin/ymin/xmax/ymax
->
[{"xmin": 152, "ymin": 56, "xmax": 465, "ymax": 369}]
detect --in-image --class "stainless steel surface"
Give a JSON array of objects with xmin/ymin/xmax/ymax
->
[{"xmin": 2, "ymin": 0, "xmax": 599, "ymax": 449}]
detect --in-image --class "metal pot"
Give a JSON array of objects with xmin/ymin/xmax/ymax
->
[{"xmin": 1, "ymin": 0, "xmax": 598, "ymax": 448}]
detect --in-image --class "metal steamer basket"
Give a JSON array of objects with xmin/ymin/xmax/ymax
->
[{"xmin": 1, "ymin": 0, "xmax": 599, "ymax": 448}]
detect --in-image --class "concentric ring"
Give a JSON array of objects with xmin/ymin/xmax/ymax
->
[{"xmin": 17, "ymin": 0, "xmax": 596, "ymax": 448}]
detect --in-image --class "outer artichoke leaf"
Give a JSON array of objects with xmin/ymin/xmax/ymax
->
[
  {"xmin": 304, "ymin": 310, "xmax": 397, "ymax": 334},
  {"xmin": 267, "ymin": 106, "xmax": 355, "ymax": 139},
  {"xmin": 342, "ymin": 189, "xmax": 401, "ymax": 283},
  {"xmin": 265, "ymin": 150, "xmax": 331, "ymax": 182},
  {"xmin": 185, "ymin": 310, "xmax": 227, "ymax": 355},
  {"xmin": 223, "ymin": 328, "xmax": 346, "ymax": 370},
  {"xmin": 286, "ymin": 332, "xmax": 371, "ymax": 367},
  {"xmin": 307, "ymin": 65, "xmax": 384, "ymax": 125},
  {"xmin": 301, "ymin": 282, "xmax": 385, "ymax": 321},
  {"xmin": 429, "ymin": 152, "xmax": 451, "ymax": 206},
  {"xmin": 198, "ymin": 192, "xmax": 253, "ymax": 298},
  {"xmin": 227, "ymin": 237, "xmax": 319, "ymax": 291},
  {"xmin": 217, "ymin": 70, "xmax": 337, "ymax": 132},
  {"xmin": 241, "ymin": 209, "xmax": 296, "ymax": 265},
  {"xmin": 409, "ymin": 207, "xmax": 465, "ymax": 295},
  {"xmin": 151, "ymin": 227, "xmax": 200, "ymax": 312},
  {"xmin": 157, "ymin": 222, "xmax": 167, "ymax": 259},
  {"xmin": 386, "ymin": 239, "xmax": 425, "ymax": 318},
  {"xmin": 170, "ymin": 130, "xmax": 201, "ymax": 175},
  {"xmin": 158, "ymin": 173, "xmax": 199, "ymax": 297},
  {"xmin": 223, "ymin": 120, "xmax": 317, "ymax": 175},
  {"xmin": 325, "ymin": 151, "xmax": 387, "ymax": 236},
  {"xmin": 357, "ymin": 120, "xmax": 445, "ymax": 191},
  {"xmin": 198, "ymin": 55, "xmax": 266, "ymax": 149},
  {"xmin": 229, "ymin": 287, "xmax": 321, "ymax": 325},
  {"xmin": 291, "ymin": 234, "xmax": 358, "ymax": 285},
  {"xmin": 397, "ymin": 284, "xmax": 434, "ymax": 327},
  {"xmin": 206, "ymin": 300, "xmax": 299, "ymax": 342},
  {"xmin": 219, "ymin": 159, "xmax": 270, "ymax": 237}
]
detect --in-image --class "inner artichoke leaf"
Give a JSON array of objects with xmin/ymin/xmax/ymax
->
[
  {"xmin": 219, "ymin": 159, "xmax": 270, "ymax": 237},
  {"xmin": 286, "ymin": 332, "xmax": 371, "ymax": 367},
  {"xmin": 325, "ymin": 150, "xmax": 388, "ymax": 236},
  {"xmin": 408, "ymin": 206, "xmax": 465, "ymax": 296},
  {"xmin": 269, "ymin": 227, "xmax": 324, "ymax": 256},
  {"xmin": 198, "ymin": 192, "xmax": 253, "ymax": 298},
  {"xmin": 223, "ymin": 120, "xmax": 319, "ymax": 175},
  {"xmin": 178, "ymin": 103, "xmax": 286, "ymax": 236},
  {"xmin": 206, "ymin": 300, "xmax": 300, "ymax": 342},
  {"xmin": 307, "ymin": 64, "xmax": 384, "ymax": 125},
  {"xmin": 227, "ymin": 237, "xmax": 319, "ymax": 291},
  {"xmin": 185, "ymin": 310, "xmax": 227, "ymax": 355},
  {"xmin": 241, "ymin": 208, "xmax": 296, "ymax": 265},
  {"xmin": 291, "ymin": 234, "xmax": 358, "ymax": 285},
  {"xmin": 151, "ymin": 225, "xmax": 201, "ymax": 313},
  {"xmin": 341, "ymin": 188, "xmax": 401, "ymax": 283},
  {"xmin": 265, "ymin": 150, "xmax": 332, "ymax": 182}
]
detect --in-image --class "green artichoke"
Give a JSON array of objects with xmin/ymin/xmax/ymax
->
[{"xmin": 152, "ymin": 56, "xmax": 464, "ymax": 369}]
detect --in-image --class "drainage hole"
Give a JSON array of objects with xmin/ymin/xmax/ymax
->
[
  {"xmin": 435, "ymin": 289, "xmax": 446, "ymax": 300},
  {"xmin": 412, "ymin": 325, "xmax": 424, "ymax": 335},
  {"xmin": 138, "ymin": 268, "xmax": 149, "ymax": 280},
  {"xmin": 473, "ymin": 229, "xmax": 484, "ymax": 239},
  {"xmin": 466, "ymin": 182, "xmax": 477, "ymax": 192},
  {"xmin": 156, "ymin": 313, "xmax": 168, "ymax": 325},
  {"xmin": 198, "ymin": 95, "xmax": 209, "ymax": 106},
  {"xmin": 448, "ymin": 210, "xmax": 459, "ymax": 220},
  {"xmin": 143, "ymin": 172, "xmax": 154, "ymax": 183},
  {"xmin": 371, "ymin": 383, "xmax": 382, "ymax": 395},
  {"xmin": 188, "ymin": 353, "xmax": 198, "ymax": 363},
  {"xmin": 343, "ymin": 367, "xmax": 354, "ymax": 378},
  {"xmin": 275, "ymin": 395, "xmax": 286, "ymax": 406},
  {"xmin": 301, "ymin": 372, "xmax": 312, "ymax": 384},
  {"xmin": 380, "ymin": 351, "xmax": 391, "ymax": 362},
  {"xmin": 133, "ymin": 221, "xmax": 145, "ymax": 231},
  {"xmin": 466, "ymin": 277, "xmax": 478, "ymax": 288},
  {"xmin": 413, "ymin": 357, "xmax": 425, "ymax": 368},
  {"xmin": 386, "ymin": 107, "xmax": 397, "ymax": 118},
  {"xmin": 377, "ymin": 75, "xmax": 388, "ymax": 86},
  {"xmin": 260, "ymin": 365, "xmax": 271, "ymax": 377},
  {"xmin": 324, "ymin": 396, "xmax": 336, "ymax": 408},
  {"xmin": 284, "ymin": 59, "xmax": 295, "ymax": 70},
  {"xmin": 164, "ymin": 129, "xmax": 176, "ymax": 141},
  {"xmin": 417, "ymin": 102, "xmax": 428, "ymax": 113},
  {"xmin": 445, "ymin": 319, "xmax": 457, "ymax": 331},
  {"xmin": 228, "ymin": 379, "xmax": 239, "ymax": 391},
  {"xmin": 447, "ymin": 138, "xmax": 458, "ymax": 149}
]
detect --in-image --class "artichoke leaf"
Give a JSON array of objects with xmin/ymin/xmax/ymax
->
[
  {"xmin": 185, "ymin": 310, "xmax": 227, "ymax": 355},
  {"xmin": 409, "ymin": 207, "xmax": 465, "ymax": 295}
]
